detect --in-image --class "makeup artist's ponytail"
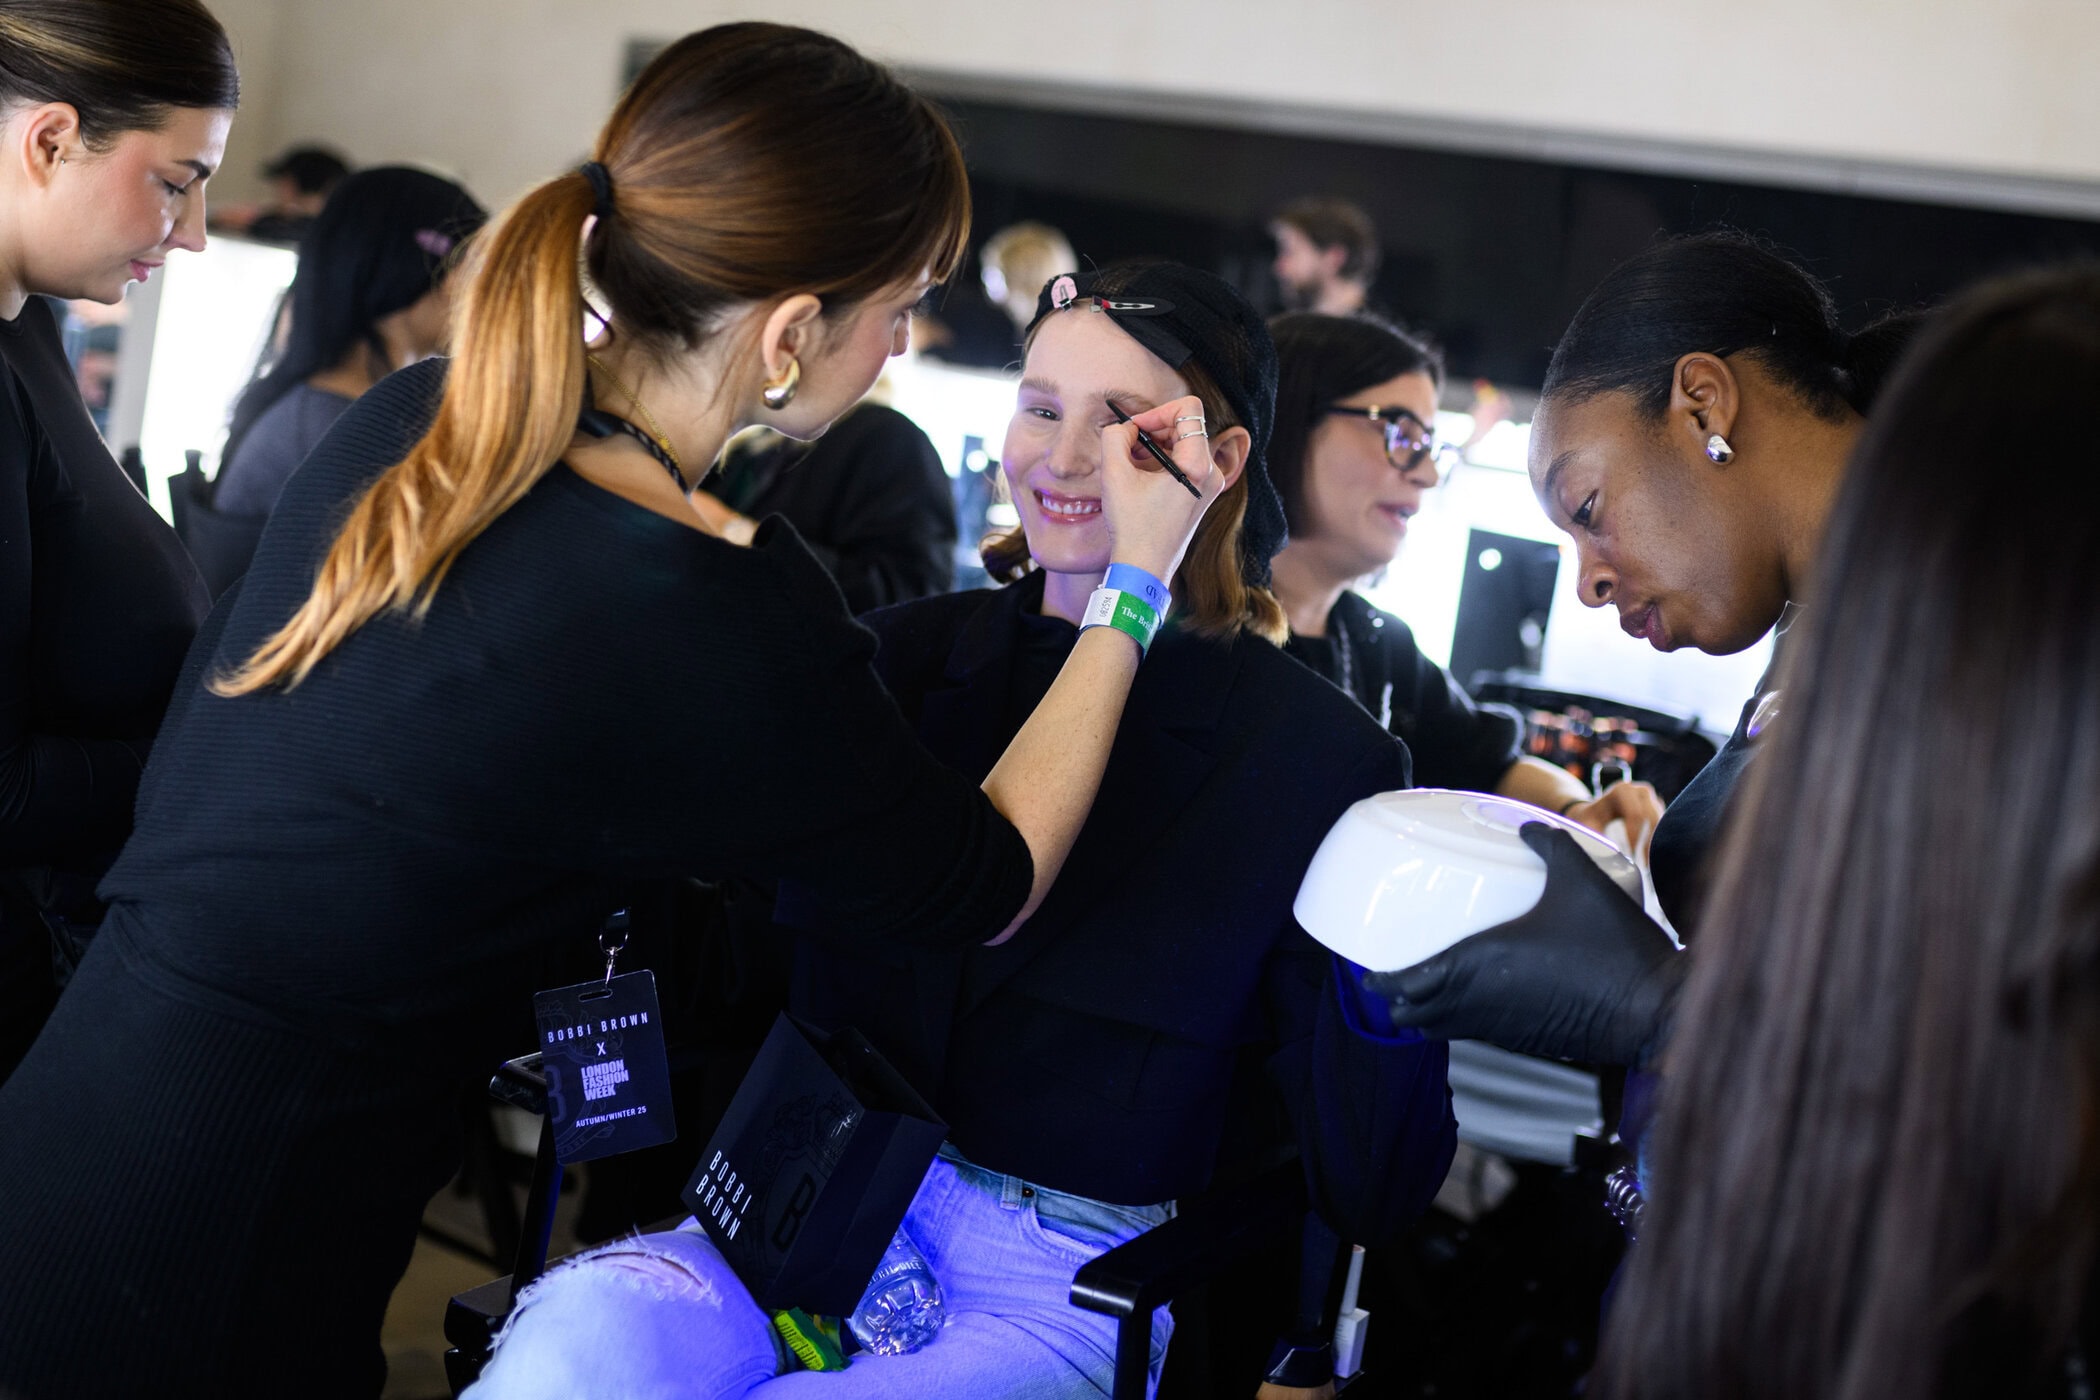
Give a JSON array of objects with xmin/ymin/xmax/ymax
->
[
  {"xmin": 215, "ymin": 22, "xmax": 970, "ymax": 694},
  {"xmin": 213, "ymin": 174, "xmax": 593, "ymax": 692}
]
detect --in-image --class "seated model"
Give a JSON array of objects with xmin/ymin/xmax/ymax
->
[{"xmin": 468, "ymin": 263, "xmax": 1456, "ymax": 1400}]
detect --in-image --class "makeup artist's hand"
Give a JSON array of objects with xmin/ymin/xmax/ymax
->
[
  {"xmin": 1100, "ymin": 393, "xmax": 1219, "ymax": 581},
  {"xmin": 1365, "ymin": 823, "xmax": 1686, "ymax": 1067}
]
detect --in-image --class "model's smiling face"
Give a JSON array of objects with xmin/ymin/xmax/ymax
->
[{"xmin": 1002, "ymin": 311, "xmax": 1193, "ymax": 580}]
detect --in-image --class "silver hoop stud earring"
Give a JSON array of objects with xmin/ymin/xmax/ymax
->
[
  {"xmin": 761, "ymin": 358, "xmax": 801, "ymax": 411},
  {"xmin": 1705, "ymin": 432, "xmax": 1735, "ymax": 464}
]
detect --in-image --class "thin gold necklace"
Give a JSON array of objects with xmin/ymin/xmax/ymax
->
[{"xmin": 585, "ymin": 353, "xmax": 683, "ymax": 477}]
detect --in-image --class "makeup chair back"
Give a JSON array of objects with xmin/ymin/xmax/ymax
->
[
  {"xmin": 442, "ymin": 1054, "xmax": 562, "ymax": 1396},
  {"xmin": 1073, "ymin": 1159, "xmax": 1363, "ymax": 1398}
]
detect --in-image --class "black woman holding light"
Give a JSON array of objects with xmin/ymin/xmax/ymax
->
[{"xmin": 1366, "ymin": 232, "xmax": 1929, "ymax": 1103}]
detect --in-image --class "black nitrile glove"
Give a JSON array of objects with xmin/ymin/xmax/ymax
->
[{"xmin": 1363, "ymin": 822, "xmax": 1688, "ymax": 1067}]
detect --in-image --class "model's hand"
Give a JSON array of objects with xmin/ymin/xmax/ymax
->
[
  {"xmin": 1099, "ymin": 393, "xmax": 1218, "ymax": 582},
  {"xmin": 1560, "ymin": 780, "xmax": 1664, "ymax": 859},
  {"xmin": 1364, "ymin": 823, "xmax": 1687, "ymax": 1067}
]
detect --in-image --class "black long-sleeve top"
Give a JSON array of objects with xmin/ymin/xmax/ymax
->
[
  {"xmin": 0, "ymin": 357, "xmax": 1033, "ymax": 1398},
  {"xmin": 1283, "ymin": 589, "xmax": 1523, "ymax": 795},
  {"xmin": 707, "ymin": 402, "xmax": 957, "ymax": 612},
  {"xmin": 110, "ymin": 359, "xmax": 1031, "ymax": 973},
  {"xmin": 0, "ymin": 297, "xmax": 207, "ymax": 873},
  {"xmin": 786, "ymin": 575, "xmax": 1457, "ymax": 1244}
]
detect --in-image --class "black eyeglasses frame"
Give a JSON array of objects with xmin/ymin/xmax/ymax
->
[{"xmin": 1321, "ymin": 404, "xmax": 1458, "ymax": 474}]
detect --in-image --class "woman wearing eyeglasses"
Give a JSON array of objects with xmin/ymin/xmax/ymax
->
[{"xmin": 1266, "ymin": 313, "xmax": 1662, "ymax": 840}]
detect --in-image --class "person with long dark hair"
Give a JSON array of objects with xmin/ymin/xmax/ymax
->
[
  {"xmin": 1367, "ymin": 233, "xmax": 1930, "ymax": 1073},
  {"xmin": 466, "ymin": 263, "xmax": 1454, "ymax": 1400},
  {"xmin": 1594, "ymin": 265, "xmax": 2100, "ymax": 1400},
  {"xmin": 0, "ymin": 26, "xmax": 1218, "ymax": 1398},
  {"xmin": 0, "ymin": 0, "xmax": 237, "ymax": 1081},
  {"xmin": 1265, "ymin": 312, "xmax": 1662, "ymax": 838},
  {"xmin": 213, "ymin": 165, "xmax": 487, "ymax": 521}
]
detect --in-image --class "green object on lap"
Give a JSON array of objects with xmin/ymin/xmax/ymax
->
[{"xmin": 772, "ymin": 1308, "xmax": 849, "ymax": 1371}]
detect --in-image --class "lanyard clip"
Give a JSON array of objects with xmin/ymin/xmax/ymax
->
[{"xmin": 599, "ymin": 907, "xmax": 631, "ymax": 986}]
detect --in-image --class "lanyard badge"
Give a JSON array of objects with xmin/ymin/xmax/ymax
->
[{"xmin": 531, "ymin": 909, "xmax": 677, "ymax": 1164}]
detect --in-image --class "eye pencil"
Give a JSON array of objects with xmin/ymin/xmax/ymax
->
[{"xmin": 1106, "ymin": 400, "xmax": 1204, "ymax": 500}]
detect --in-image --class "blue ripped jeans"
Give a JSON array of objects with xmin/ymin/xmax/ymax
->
[{"xmin": 465, "ymin": 1146, "xmax": 1176, "ymax": 1400}]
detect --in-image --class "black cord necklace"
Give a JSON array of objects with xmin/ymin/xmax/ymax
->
[{"xmin": 576, "ymin": 403, "xmax": 689, "ymax": 492}]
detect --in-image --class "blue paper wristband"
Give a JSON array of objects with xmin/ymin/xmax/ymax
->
[{"xmin": 1104, "ymin": 562, "xmax": 1171, "ymax": 617}]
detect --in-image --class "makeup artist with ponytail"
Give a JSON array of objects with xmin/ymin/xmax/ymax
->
[
  {"xmin": 0, "ymin": 25, "xmax": 1218, "ymax": 1400},
  {"xmin": 0, "ymin": 0, "xmax": 234, "ymax": 1083},
  {"xmin": 1369, "ymin": 233, "xmax": 1929, "ymax": 1085}
]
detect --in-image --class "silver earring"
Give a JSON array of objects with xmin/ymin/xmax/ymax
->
[
  {"xmin": 1705, "ymin": 432, "xmax": 1735, "ymax": 464},
  {"xmin": 760, "ymin": 358, "xmax": 800, "ymax": 411}
]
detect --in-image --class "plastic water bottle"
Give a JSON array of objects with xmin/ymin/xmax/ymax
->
[{"xmin": 848, "ymin": 1229, "xmax": 944, "ymax": 1355}]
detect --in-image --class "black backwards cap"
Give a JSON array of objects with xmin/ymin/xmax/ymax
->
[{"xmin": 1025, "ymin": 262, "xmax": 1287, "ymax": 587}]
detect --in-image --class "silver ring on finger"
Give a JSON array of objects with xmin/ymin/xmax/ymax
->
[
  {"xmin": 1175, "ymin": 414, "xmax": 1206, "ymax": 425},
  {"xmin": 1176, "ymin": 427, "xmax": 1208, "ymax": 441}
]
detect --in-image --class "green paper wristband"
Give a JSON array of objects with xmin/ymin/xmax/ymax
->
[{"xmin": 1080, "ymin": 586, "xmax": 1161, "ymax": 655}]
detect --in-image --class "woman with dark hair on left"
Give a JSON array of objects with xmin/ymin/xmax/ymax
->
[
  {"xmin": 1594, "ymin": 266, "xmax": 2100, "ymax": 1400},
  {"xmin": 213, "ymin": 165, "xmax": 487, "ymax": 524},
  {"xmin": 468, "ymin": 263, "xmax": 1456, "ymax": 1400},
  {"xmin": 0, "ymin": 0, "xmax": 237, "ymax": 1082}
]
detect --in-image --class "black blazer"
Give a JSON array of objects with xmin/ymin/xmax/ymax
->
[{"xmin": 787, "ymin": 575, "xmax": 1457, "ymax": 1245}]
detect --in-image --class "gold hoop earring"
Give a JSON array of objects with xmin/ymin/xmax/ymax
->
[{"xmin": 761, "ymin": 358, "xmax": 801, "ymax": 411}]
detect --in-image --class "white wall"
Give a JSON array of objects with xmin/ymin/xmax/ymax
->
[
  {"xmin": 239, "ymin": 0, "xmax": 2100, "ymax": 213},
  {"xmin": 202, "ymin": 0, "xmax": 287, "ymax": 206}
]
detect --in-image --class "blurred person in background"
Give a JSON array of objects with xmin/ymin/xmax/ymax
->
[
  {"xmin": 915, "ymin": 219, "xmax": 1078, "ymax": 369},
  {"xmin": 1267, "ymin": 312, "xmax": 1662, "ymax": 841},
  {"xmin": 213, "ymin": 165, "xmax": 486, "ymax": 527},
  {"xmin": 0, "ymin": 0, "xmax": 235, "ymax": 1082},
  {"xmin": 981, "ymin": 219, "xmax": 1077, "ymax": 338},
  {"xmin": 230, "ymin": 141, "xmax": 349, "ymax": 243},
  {"xmin": 1596, "ymin": 264, "xmax": 2100, "ymax": 1400},
  {"xmin": 1271, "ymin": 197, "xmax": 1378, "ymax": 316}
]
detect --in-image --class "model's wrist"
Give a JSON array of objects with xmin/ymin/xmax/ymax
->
[{"xmin": 1108, "ymin": 548, "xmax": 1178, "ymax": 586}]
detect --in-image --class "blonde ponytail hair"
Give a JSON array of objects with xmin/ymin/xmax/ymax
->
[{"xmin": 212, "ymin": 173, "xmax": 595, "ymax": 695}]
